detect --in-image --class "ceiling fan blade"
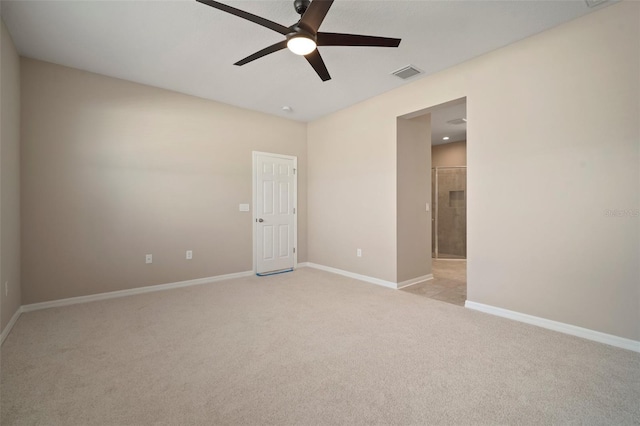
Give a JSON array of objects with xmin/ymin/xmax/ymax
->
[
  {"xmin": 305, "ymin": 49, "xmax": 331, "ymax": 81},
  {"xmin": 317, "ymin": 32, "xmax": 401, "ymax": 47},
  {"xmin": 196, "ymin": 0, "xmax": 290, "ymax": 35},
  {"xmin": 298, "ymin": 0, "xmax": 334, "ymax": 34},
  {"xmin": 234, "ymin": 40, "xmax": 288, "ymax": 66}
]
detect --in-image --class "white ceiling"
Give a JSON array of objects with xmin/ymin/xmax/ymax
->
[{"xmin": 1, "ymin": 0, "xmax": 608, "ymax": 122}]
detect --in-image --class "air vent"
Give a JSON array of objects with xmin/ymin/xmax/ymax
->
[
  {"xmin": 585, "ymin": 0, "xmax": 608, "ymax": 7},
  {"xmin": 392, "ymin": 65, "xmax": 423, "ymax": 80},
  {"xmin": 446, "ymin": 118, "xmax": 467, "ymax": 125}
]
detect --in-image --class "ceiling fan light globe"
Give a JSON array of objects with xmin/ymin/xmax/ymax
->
[{"xmin": 287, "ymin": 36, "xmax": 317, "ymax": 55}]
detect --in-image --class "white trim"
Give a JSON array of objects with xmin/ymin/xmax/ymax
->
[
  {"xmin": 465, "ymin": 301, "xmax": 640, "ymax": 353},
  {"xmin": 304, "ymin": 262, "xmax": 398, "ymax": 289},
  {"xmin": 1, "ymin": 306, "xmax": 24, "ymax": 346},
  {"xmin": 296, "ymin": 262, "xmax": 311, "ymax": 268},
  {"xmin": 433, "ymin": 258, "xmax": 466, "ymax": 262},
  {"xmin": 252, "ymin": 152, "xmax": 257, "ymax": 273},
  {"xmin": 397, "ymin": 274, "xmax": 434, "ymax": 289},
  {"xmin": 252, "ymin": 151, "xmax": 298, "ymax": 274},
  {"xmin": 22, "ymin": 271, "xmax": 254, "ymax": 313}
]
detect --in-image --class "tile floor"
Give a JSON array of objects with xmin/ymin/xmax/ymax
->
[{"xmin": 401, "ymin": 259, "xmax": 467, "ymax": 306}]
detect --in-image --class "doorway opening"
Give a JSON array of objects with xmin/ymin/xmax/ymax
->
[{"xmin": 401, "ymin": 99, "xmax": 467, "ymax": 306}]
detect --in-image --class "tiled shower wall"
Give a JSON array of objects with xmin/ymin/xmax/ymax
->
[{"xmin": 432, "ymin": 167, "xmax": 467, "ymax": 259}]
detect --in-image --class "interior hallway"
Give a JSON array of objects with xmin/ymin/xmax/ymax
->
[{"xmin": 402, "ymin": 259, "xmax": 466, "ymax": 306}]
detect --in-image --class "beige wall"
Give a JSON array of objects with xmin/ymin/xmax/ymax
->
[
  {"xmin": 397, "ymin": 115, "xmax": 431, "ymax": 283},
  {"xmin": 1, "ymin": 19, "xmax": 22, "ymax": 333},
  {"xmin": 432, "ymin": 141, "xmax": 466, "ymax": 168},
  {"xmin": 307, "ymin": 102, "xmax": 398, "ymax": 282},
  {"xmin": 308, "ymin": 2, "xmax": 639, "ymax": 340},
  {"xmin": 7, "ymin": 1, "xmax": 639, "ymax": 343},
  {"xmin": 21, "ymin": 59, "xmax": 307, "ymax": 304}
]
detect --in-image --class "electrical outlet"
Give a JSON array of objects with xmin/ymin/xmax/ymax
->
[
  {"xmin": 186, "ymin": 250, "xmax": 193, "ymax": 260},
  {"xmin": 357, "ymin": 248, "xmax": 362, "ymax": 257},
  {"xmin": 145, "ymin": 254, "xmax": 153, "ymax": 264}
]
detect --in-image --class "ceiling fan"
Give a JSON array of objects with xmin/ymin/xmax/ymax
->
[{"xmin": 196, "ymin": 0, "xmax": 401, "ymax": 81}]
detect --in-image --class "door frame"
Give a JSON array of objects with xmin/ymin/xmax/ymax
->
[{"xmin": 252, "ymin": 151, "xmax": 298, "ymax": 274}]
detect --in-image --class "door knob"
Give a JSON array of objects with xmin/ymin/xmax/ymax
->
[{"xmin": 258, "ymin": 218, "xmax": 264, "ymax": 223}]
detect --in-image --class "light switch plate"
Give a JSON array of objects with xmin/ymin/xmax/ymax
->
[{"xmin": 239, "ymin": 204, "xmax": 250, "ymax": 212}]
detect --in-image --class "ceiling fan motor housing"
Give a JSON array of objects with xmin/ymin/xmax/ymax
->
[
  {"xmin": 286, "ymin": 27, "xmax": 317, "ymax": 42},
  {"xmin": 294, "ymin": 0, "xmax": 310, "ymax": 15}
]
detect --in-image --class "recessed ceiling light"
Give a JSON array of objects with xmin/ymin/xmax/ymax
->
[
  {"xmin": 443, "ymin": 137, "xmax": 450, "ymax": 141},
  {"xmin": 282, "ymin": 106, "xmax": 293, "ymax": 113},
  {"xmin": 462, "ymin": 118, "xmax": 467, "ymax": 122}
]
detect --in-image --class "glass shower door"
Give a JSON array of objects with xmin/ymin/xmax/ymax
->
[{"xmin": 431, "ymin": 168, "xmax": 436, "ymax": 258}]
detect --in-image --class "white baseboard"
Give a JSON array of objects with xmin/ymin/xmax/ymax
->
[
  {"xmin": 21, "ymin": 270, "xmax": 254, "ymax": 313},
  {"xmin": 2, "ymin": 271, "xmax": 254, "ymax": 346},
  {"xmin": 397, "ymin": 274, "xmax": 434, "ymax": 289},
  {"xmin": 465, "ymin": 300, "xmax": 640, "ymax": 353},
  {"xmin": 303, "ymin": 262, "xmax": 398, "ymax": 289},
  {"xmin": 1, "ymin": 306, "xmax": 24, "ymax": 346}
]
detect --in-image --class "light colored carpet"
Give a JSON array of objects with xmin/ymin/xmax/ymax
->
[
  {"xmin": 1, "ymin": 268, "xmax": 639, "ymax": 425},
  {"xmin": 402, "ymin": 260, "xmax": 467, "ymax": 306}
]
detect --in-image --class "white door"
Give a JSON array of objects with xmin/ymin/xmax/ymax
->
[{"xmin": 254, "ymin": 152, "xmax": 297, "ymax": 275}]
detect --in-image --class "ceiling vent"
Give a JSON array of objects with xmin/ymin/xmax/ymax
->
[
  {"xmin": 584, "ymin": 0, "xmax": 608, "ymax": 7},
  {"xmin": 446, "ymin": 118, "xmax": 467, "ymax": 125},
  {"xmin": 392, "ymin": 65, "xmax": 422, "ymax": 80}
]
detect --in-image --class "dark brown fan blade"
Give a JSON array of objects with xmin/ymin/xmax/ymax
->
[
  {"xmin": 234, "ymin": 40, "xmax": 288, "ymax": 66},
  {"xmin": 298, "ymin": 0, "xmax": 334, "ymax": 33},
  {"xmin": 317, "ymin": 32, "xmax": 401, "ymax": 47},
  {"xmin": 304, "ymin": 49, "xmax": 331, "ymax": 81},
  {"xmin": 196, "ymin": 0, "xmax": 290, "ymax": 35}
]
